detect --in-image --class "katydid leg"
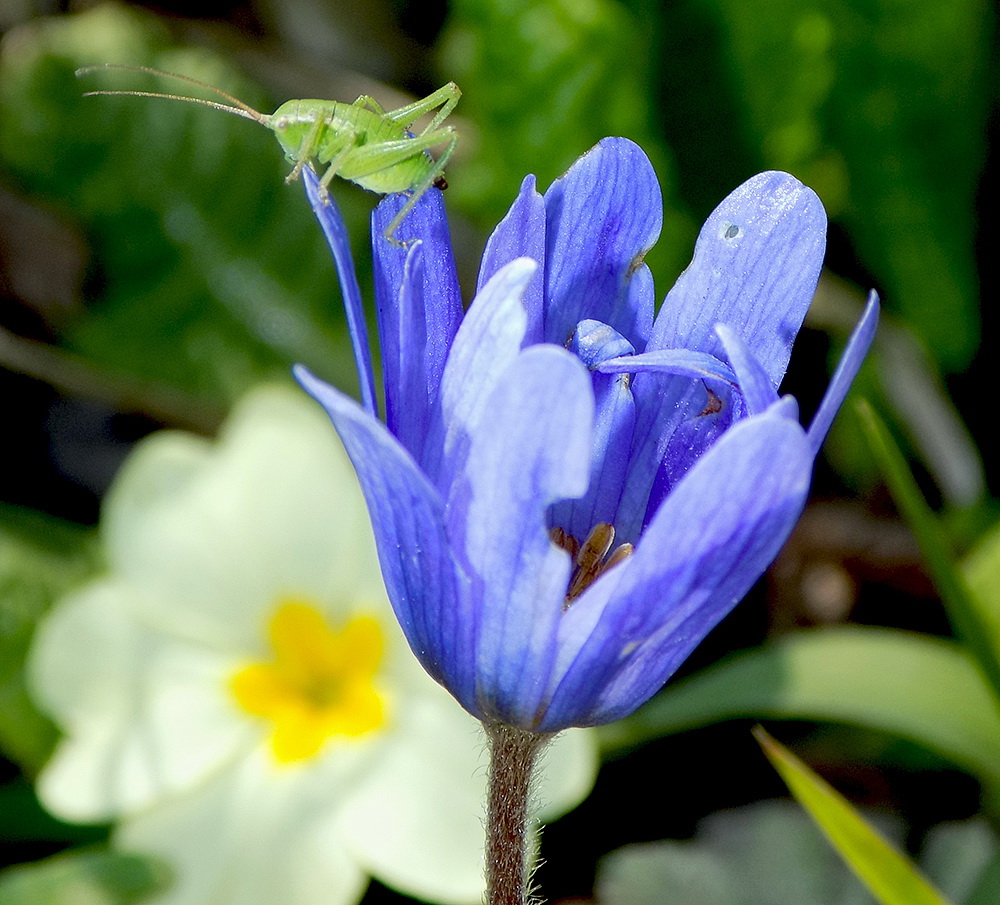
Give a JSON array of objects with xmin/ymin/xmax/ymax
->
[{"xmin": 380, "ymin": 132, "xmax": 458, "ymax": 245}]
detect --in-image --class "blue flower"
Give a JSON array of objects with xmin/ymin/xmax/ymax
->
[{"xmin": 296, "ymin": 137, "xmax": 878, "ymax": 734}]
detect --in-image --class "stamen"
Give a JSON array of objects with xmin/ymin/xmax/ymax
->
[
  {"xmin": 700, "ymin": 387, "xmax": 723, "ymax": 416},
  {"xmin": 549, "ymin": 526, "xmax": 579, "ymax": 559},
  {"xmin": 557, "ymin": 522, "xmax": 634, "ymax": 604},
  {"xmin": 575, "ymin": 522, "xmax": 615, "ymax": 575},
  {"xmin": 603, "ymin": 542, "xmax": 634, "ymax": 571},
  {"xmin": 626, "ymin": 248, "xmax": 649, "ymax": 277}
]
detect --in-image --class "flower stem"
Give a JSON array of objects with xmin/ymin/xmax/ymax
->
[{"xmin": 484, "ymin": 722, "xmax": 548, "ymax": 905}]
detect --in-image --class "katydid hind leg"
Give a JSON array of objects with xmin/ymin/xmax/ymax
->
[
  {"xmin": 421, "ymin": 89, "xmax": 460, "ymax": 135},
  {"xmin": 381, "ymin": 132, "xmax": 458, "ymax": 246},
  {"xmin": 383, "ymin": 82, "xmax": 461, "ymax": 130},
  {"xmin": 343, "ymin": 127, "xmax": 456, "ymax": 180},
  {"xmin": 351, "ymin": 94, "xmax": 386, "ymax": 115}
]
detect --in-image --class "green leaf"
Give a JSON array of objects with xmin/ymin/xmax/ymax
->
[
  {"xmin": 0, "ymin": 504, "xmax": 98, "ymax": 772},
  {"xmin": 0, "ymin": 849, "xmax": 168, "ymax": 905},
  {"xmin": 756, "ymin": 727, "xmax": 954, "ymax": 905},
  {"xmin": 961, "ymin": 523, "xmax": 1000, "ymax": 658},
  {"xmin": 599, "ymin": 627, "xmax": 1000, "ymax": 804},
  {"xmin": 702, "ymin": 0, "xmax": 990, "ymax": 369},
  {"xmin": 0, "ymin": 5, "xmax": 362, "ymax": 408},
  {"xmin": 858, "ymin": 401, "xmax": 1000, "ymax": 707}
]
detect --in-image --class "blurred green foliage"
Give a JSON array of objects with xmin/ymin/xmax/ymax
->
[
  {"xmin": 594, "ymin": 800, "xmax": 998, "ymax": 905},
  {"xmin": 858, "ymin": 402, "xmax": 1000, "ymax": 702},
  {"xmin": 0, "ymin": 504, "xmax": 96, "ymax": 773},
  {"xmin": 0, "ymin": 848, "xmax": 167, "ymax": 905},
  {"xmin": 0, "ymin": 4, "xmax": 362, "ymax": 408},
  {"xmin": 600, "ymin": 627, "xmax": 1000, "ymax": 809}
]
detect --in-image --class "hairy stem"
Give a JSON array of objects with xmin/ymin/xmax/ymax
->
[{"xmin": 484, "ymin": 722, "xmax": 548, "ymax": 905}]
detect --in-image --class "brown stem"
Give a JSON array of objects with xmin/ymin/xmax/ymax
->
[{"xmin": 484, "ymin": 722, "xmax": 548, "ymax": 905}]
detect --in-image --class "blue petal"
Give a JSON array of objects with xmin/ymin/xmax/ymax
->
[
  {"xmin": 477, "ymin": 175, "xmax": 547, "ymax": 344},
  {"xmin": 371, "ymin": 190, "xmax": 463, "ymax": 435},
  {"xmin": 647, "ymin": 170, "xmax": 826, "ymax": 380},
  {"xmin": 424, "ymin": 258, "xmax": 534, "ymax": 484},
  {"xmin": 550, "ymin": 372, "xmax": 636, "ymax": 541},
  {"xmin": 570, "ymin": 320, "xmax": 635, "ymax": 369},
  {"xmin": 807, "ymin": 291, "xmax": 880, "ymax": 453},
  {"xmin": 639, "ymin": 385, "xmax": 747, "ymax": 528},
  {"xmin": 715, "ymin": 323, "xmax": 779, "ymax": 416},
  {"xmin": 447, "ymin": 346, "xmax": 594, "ymax": 726},
  {"xmin": 302, "ymin": 169, "xmax": 378, "ymax": 416},
  {"xmin": 619, "ymin": 171, "xmax": 825, "ymax": 537},
  {"xmin": 597, "ymin": 349, "xmax": 737, "ymax": 385},
  {"xmin": 293, "ymin": 366, "xmax": 479, "ymax": 715},
  {"xmin": 543, "ymin": 137, "xmax": 662, "ymax": 347},
  {"xmin": 386, "ymin": 243, "xmax": 434, "ymax": 456},
  {"xmin": 538, "ymin": 397, "xmax": 811, "ymax": 730},
  {"xmin": 624, "ymin": 261, "xmax": 656, "ymax": 351}
]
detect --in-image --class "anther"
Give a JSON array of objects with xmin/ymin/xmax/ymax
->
[
  {"xmin": 700, "ymin": 387, "xmax": 723, "ymax": 416},
  {"xmin": 553, "ymin": 523, "xmax": 635, "ymax": 605},
  {"xmin": 549, "ymin": 526, "xmax": 580, "ymax": 559},
  {"xmin": 602, "ymin": 542, "xmax": 634, "ymax": 572},
  {"xmin": 565, "ymin": 523, "xmax": 618, "ymax": 603}
]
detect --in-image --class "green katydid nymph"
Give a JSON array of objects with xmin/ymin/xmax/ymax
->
[{"xmin": 76, "ymin": 64, "xmax": 461, "ymax": 245}]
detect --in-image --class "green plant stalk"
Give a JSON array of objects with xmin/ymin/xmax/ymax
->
[{"xmin": 858, "ymin": 400, "xmax": 1000, "ymax": 711}]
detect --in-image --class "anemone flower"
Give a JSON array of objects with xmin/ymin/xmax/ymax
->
[{"xmin": 296, "ymin": 137, "xmax": 878, "ymax": 738}]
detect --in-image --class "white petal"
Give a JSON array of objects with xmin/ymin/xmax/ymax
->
[
  {"xmin": 117, "ymin": 748, "xmax": 369, "ymax": 905},
  {"xmin": 102, "ymin": 387, "xmax": 388, "ymax": 654},
  {"xmin": 331, "ymin": 692, "xmax": 489, "ymax": 904},
  {"xmin": 30, "ymin": 582, "xmax": 252, "ymax": 821}
]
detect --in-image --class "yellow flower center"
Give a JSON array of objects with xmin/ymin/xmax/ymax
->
[{"xmin": 230, "ymin": 599, "xmax": 386, "ymax": 763}]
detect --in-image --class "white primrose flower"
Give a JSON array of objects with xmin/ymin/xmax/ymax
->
[{"xmin": 29, "ymin": 386, "xmax": 597, "ymax": 905}]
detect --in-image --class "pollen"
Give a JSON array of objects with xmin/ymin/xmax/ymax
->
[
  {"xmin": 230, "ymin": 599, "xmax": 386, "ymax": 763},
  {"xmin": 551, "ymin": 522, "xmax": 634, "ymax": 605}
]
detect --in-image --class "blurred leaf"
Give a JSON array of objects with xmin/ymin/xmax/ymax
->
[
  {"xmin": 809, "ymin": 276, "xmax": 986, "ymax": 507},
  {"xmin": 599, "ymin": 627, "xmax": 1000, "ymax": 806},
  {"xmin": 756, "ymin": 728, "xmax": 953, "ymax": 905},
  {"xmin": 595, "ymin": 800, "xmax": 879, "ymax": 905},
  {"xmin": 703, "ymin": 0, "xmax": 990, "ymax": 369},
  {"xmin": 594, "ymin": 800, "xmax": 998, "ymax": 905},
  {"xmin": 858, "ymin": 401, "xmax": 1000, "ymax": 705},
  {"xmin": 0, "ymin": 503, "xmax": 97, "ymax": 772},
  {"xmin": 440, "ymin": 0, "xmax": 694, "ymax": 282},
  {"xmin": 0, "ymin": 3, "xmax": 362, "ymax": 408},
  {"xmin": 965, "ymin": 855, "xmax": 1000, "ymax": 905},
  {"xmin": 961, "ymin": 524, "xmax": 1000, "ymax": 655},
  {"xmin": 871, "ymin": 322, "xmax": 985, "ymax": 509},
  {"xmin": 0, "ymin": 849, "xmax": 168, "ymax": 905},
  {"xmin": 921, "ymin": 821, "xmax": 1000, "ymax": 905},
  {"xmin": 0, "ymin": 779, "xmax": 107, "ymax": 845}
]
